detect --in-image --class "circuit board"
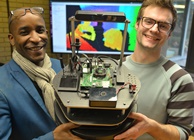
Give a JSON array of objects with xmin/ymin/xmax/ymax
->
[{"xmin": 80, "ymin": 65, "xmax": 114, "ymax": 88}]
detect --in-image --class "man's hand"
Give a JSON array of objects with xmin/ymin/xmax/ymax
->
[
  {"xmin": 114, "ymin": 112, "xmax": 152, "ymax": 140},
  {"xmin": 53, "ymin": 122, "xmax": 83, "ymax": 140},
  {"xmin": 114, "ymin": 112, "xmax": 180, "ymax": 140}
]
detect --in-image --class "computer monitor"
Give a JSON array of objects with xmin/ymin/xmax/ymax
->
[{"xmin": 50, "ymin": 0, "xmax": 141, "ymax": 55}]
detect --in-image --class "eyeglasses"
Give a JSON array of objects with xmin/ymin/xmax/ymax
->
[
  {"xmin": 10, "ymin": 7, "xmax": 44, "ymax": 17},
  {"xmin": 140, "ymin": 17, "xmax": 172, "ymax": 33},
  {"xmin": 8, "ymin": 7, "xmax": 44, "ymax": 33}
]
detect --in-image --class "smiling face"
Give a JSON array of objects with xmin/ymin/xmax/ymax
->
[
  {"xmin": 135, "ymin": 5, "xmax": 173, "ymax": 52},
  {"xmin": 8, "ymin": 11, "xmax": 48, "ymax": 66}
]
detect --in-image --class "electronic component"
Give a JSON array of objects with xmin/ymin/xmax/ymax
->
[
  {"xmin": 93, "ymin": 67, "xmax": 106, "ymax": 78},
  {"xmin": 89, "ymin": 87, "xmax": 117, "ymax": 108},
  {"xmin": 75, "ymin": 10, "xmax": 126, "ymax": 22},
  {"xmin": 57, "ymin": 68, "xmax": 79, "ymax": 91},
  {"xmin": 80, "ymin": 62, "xmax": 114, "ymax": 88}
]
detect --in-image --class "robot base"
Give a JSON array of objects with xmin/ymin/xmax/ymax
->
[{"xmin": 55, "ymin": 101, "xmax": 135, "ymax": 140}]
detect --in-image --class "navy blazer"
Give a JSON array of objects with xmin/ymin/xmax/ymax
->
[{"xmin": 0, "ymin": 58, "xmax": 62, "ymax": 140}]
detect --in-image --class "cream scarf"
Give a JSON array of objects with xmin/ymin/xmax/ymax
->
[{"xmin": 12, "ymin": 49, "xmax": 56, "ymax": 121}]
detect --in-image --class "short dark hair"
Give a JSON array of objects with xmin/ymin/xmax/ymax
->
[{"xmin": 137, "ymin": 0, "xmax": 177, "ymax": 31}]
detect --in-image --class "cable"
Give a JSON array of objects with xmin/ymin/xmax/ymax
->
[
  {"xmin": 116, "ymin": 82, "xmax": 131, "ymax": 94},
  {"xmin": 97, "ymin": 55, "xmax": 119, "ymax": 65}
]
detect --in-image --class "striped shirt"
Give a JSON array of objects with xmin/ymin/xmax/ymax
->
[{"xmin": 123, "ymin": 55, "xmax": 194, "ymax": 140}]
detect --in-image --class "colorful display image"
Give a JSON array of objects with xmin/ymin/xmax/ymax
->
[{"xmin": 66, "ymin": 4, "xmax": 140, "ymax": 53}]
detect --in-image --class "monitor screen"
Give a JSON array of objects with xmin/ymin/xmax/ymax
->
[{"xmin": 50, "ymin": 0, "xmax": 141, "ymax": 55}]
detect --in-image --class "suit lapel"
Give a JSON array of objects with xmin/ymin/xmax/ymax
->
[{"xmin": 9, "ymin": 60, "xmax": 50, "ymax": 115}]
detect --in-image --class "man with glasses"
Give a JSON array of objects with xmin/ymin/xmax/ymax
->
[
  {"xmin": 0, "ymin": 7, "xmax": 82, "ymax": 140},
  {"xmin": 114, "ymin": 0, "xmax": 194, "ymax": 140}
]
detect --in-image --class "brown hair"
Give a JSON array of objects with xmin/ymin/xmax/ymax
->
[{"xmin": 137, "ymin": 0, "xmax": 177, "ymax": 31}]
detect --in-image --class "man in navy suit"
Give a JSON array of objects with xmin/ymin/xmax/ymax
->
[{"xmin": 0, "ymin": 7, "xmax": 82, "ymax": 140}]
